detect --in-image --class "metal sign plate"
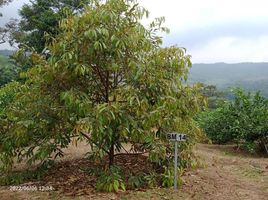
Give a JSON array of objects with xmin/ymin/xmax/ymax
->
[{"xmin": 167, "ymin": 132, "xmax": 187, "ymax": 141}]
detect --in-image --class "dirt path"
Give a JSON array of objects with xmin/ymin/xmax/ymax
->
[
  {"xmin": 180, "ymin": 144, "xmax": 268, "ymax": 200},
  {"xmin": 124, "ymin": 144, "xmax": 268, "ymax": 200},
  {"xmin": 0, "ymin": 143, "xmax": 267, "ymax": 200}
]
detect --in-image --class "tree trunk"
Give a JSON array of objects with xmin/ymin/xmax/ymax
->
[{"xmin": 109, "ymin": 143, "xmax": 114, "ymax": 167}]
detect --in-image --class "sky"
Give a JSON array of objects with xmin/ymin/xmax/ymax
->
[{"xmin": 1, "ymin": 0, "xmax": 268, "ymax": 63}]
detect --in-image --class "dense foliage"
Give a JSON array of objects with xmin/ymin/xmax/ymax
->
[
  {"xmin": 0, "ymin": 55, "xmax": 18, "ymax": 86},
  {"xmin": 0, "ymin": 81, "xmax": 20, "ymax": 115},
  {"xmin": 200, "ymin": 85, "xmax": 224, "ymax": 109},
  {"xmin": 8, "ymin": 0, "xmax": 90, "ymax": 53},
  {"xmin": 197, "ymin": 88, "xmax": 268, "ymax": 153},
  {"xmin": 0, "ymin": 0, "xmax": 205, "ymax": 191}
]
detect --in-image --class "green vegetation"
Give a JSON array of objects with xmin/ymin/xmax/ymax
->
[
  {"xmin": 200, "ymin": 84, "xmax": 224, "ymax": 109},
  {"xmin": 0, "ymin": 81, "xmax": 20, "ymax": 115},
  {"xmin": 1, "ymin": 0, "xmax": 266, "ymax": 196},
  {"xmin": 1, "ymin": 1, "xmax": 92, "ymax": 74},
  {"xmin": 0, "ymin": 0, "xmax": 204, "ymax": 192},
  {"xmin": 0, "ymin": 55, "xmax": 18, "ymax": 86},
  {"xmin": 197, "ymin": 88, "xmax": 268, "ymax": 153},
  {"xmin": 14, "ymin": 0, "xmax": 91, "ymax": 53}
]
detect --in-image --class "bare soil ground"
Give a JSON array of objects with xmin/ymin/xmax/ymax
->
[{"xmin": 0, "ymin": 143, "xmax": 267, "ymax": 200}]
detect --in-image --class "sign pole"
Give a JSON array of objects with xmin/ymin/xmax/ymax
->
[
  {"xmin": 174, "ymin": 141, "xmax": 178, "ymax": 190},
  {"xmin": 166, "ymin": 132, "xmax": 186, "ymax": 191}
]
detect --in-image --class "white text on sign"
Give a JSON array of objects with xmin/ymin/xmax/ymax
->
[{"xmin": 167, "ymin": 133, "xmax": 187, "ymax": 141}]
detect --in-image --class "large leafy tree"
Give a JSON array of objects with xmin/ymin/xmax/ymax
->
[
  {"xmin": 200, "ymin": 84, "xmax": 224, "ymax": 109},
  {"xmin": 10, "ymin": 0, "xmax": 90, "ymax": 53},
  {"xmin": 0, "ymin": 0, "xmax": 204, "ymax": 189},
  {"xmin": 1, "ymin": 0, "xmax": 90, "ymax": 80}
]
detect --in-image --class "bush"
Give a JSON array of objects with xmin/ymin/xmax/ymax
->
[
  {"xmin": 96, "ymin": 165, "xmax": 126, "ymax": 192},
  {"xmin": 0, "ymin": 81, "xmax": 20, "ymax": 116},
  {"xmin": 197, "ymin": 88, "xmax": 268, "ymax": 153},
  {"xmin": 197, "ymin": 106, "xmax": 236, "ymax": 144}
]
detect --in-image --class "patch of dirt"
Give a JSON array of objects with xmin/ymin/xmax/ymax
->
[
  {"xmin": 0, "ymin": 151, "xmax": 153, "ymax": 200},
  {"xmin": 39, "ymin": 154, "xmax": 151, "ymax": 196},
  {"xmin": 1, "ymin": 143, "xmax": 268, "ymax": 200},
  {"xmin": 123, "ymin": 144, "xmax": 268, "ymax": 200},
  {"xmin": 180, "ymin": 144, "xmax": 268, "ymax": 200}
]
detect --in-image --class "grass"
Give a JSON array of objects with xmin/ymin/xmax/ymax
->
[{"xmin": 239, "ymin": 165, "xmax": 263, "ymax": 179}]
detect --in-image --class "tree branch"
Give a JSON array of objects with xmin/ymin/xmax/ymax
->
[{"xmin": 79, "ymin": 131, "xmax": 110, "ymax": 154}]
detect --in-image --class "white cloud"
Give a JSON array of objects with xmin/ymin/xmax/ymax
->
[
  {"xmin": 0, "ymin": 0, "xmax": 26, "ymax": 25},
  {"xmin": 139, "ymin": 0, "xmax": 268, "ymax": 63},
  {"xmin": 191, "ymin": 36, "xmax": 268, "ymax": 63},
  {"xmin": 1, "ymin": 0, "xmax": 268, "ymax": 62},
  {"xmin": 140, "ymin": 0, "xmax": 268, "ymax": 31}
]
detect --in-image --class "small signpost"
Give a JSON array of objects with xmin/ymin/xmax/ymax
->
[
  {"xmin": 167, "ymin": 132, "xmax": 187, "ymax": 142},
  {"xmin": 166, "ymin": 132, "xmax": 187, "ymax": 190}
]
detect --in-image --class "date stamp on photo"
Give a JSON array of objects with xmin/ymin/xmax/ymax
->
[{"xmin": 9, "ymin": 185, "xmax": 54, "ymax": 192}]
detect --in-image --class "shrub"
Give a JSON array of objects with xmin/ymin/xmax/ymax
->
[
  {"xmin": 197, "ymin": 88, "xmax": 268, "ymax": 153},
  {"xmin": 96, "ymin": 165, "xmax": 126, "ymax": 192}
]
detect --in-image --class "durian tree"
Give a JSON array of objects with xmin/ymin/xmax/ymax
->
[{"xmin": 0, "ymin": 0, "xmax": 205, "ymax": 190}]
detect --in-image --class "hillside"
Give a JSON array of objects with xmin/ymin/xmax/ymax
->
[
  {"xmin": 189, "ymin": 62, "xmax": 268, "ymax": 97},
  {"xmin": 0, "ymin": 49, "xmax": 14, "ymax": 57}
]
